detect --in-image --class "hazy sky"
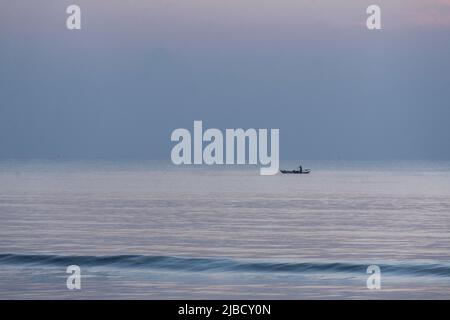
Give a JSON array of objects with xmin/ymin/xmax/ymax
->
[{"xmin": 1, "ymin": 0, "xmax": 450, "ymax": 160}]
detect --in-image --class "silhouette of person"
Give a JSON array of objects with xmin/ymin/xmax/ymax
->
[{"xmin": 299, "ymin": 165, "xmax": 302, "ymax": 173}]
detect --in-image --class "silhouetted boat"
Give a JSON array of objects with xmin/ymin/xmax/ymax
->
[{"xmin": 280, "ymin": 169, "xmax": 310, "ymax": 174}]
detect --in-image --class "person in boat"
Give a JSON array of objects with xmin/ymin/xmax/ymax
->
[{"xmin": 299, "ymin": 165, "xmax": 303, "ymax": 173}]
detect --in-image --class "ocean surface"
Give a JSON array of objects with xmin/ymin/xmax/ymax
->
[{"xmin": 0, "ymin": 160, "xmax": 449, "ymax": 299}]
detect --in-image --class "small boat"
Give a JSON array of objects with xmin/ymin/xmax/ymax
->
[
  {"xmin": 280, "ymin": 165, "xmax": 311, "ymax": 174},
  {"xmin": 280, "ymin": 169, "xmax": 310, "ymax": 174}
]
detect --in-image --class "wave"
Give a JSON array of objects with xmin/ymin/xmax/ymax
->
[{"xmin": 0, "ymin": 253, "xmax": 449, "ymax": 277}]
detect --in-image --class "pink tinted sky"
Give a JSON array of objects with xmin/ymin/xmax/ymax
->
[
  {"xmin": 2, "ymin": 1, "xmax": 450, "ymax": 41},
  {"xmin": 115, "ymin": 0, "xmax": 450, "ymax": 29}
]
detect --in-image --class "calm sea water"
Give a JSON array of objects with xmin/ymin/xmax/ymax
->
[{"xmin": 0, "ymin": 160, "xmax": 449, "ymax": 299}]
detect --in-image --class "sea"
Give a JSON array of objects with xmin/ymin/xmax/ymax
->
[{"xmin": 0, "ymin": 160, "xmax": 449, "ymax": 299}]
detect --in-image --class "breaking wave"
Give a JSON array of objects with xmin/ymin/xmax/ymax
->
[{"xmin": 1, "ymin": 253, "xmax": 449, "ymax": 277}]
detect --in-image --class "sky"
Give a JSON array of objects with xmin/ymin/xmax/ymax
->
[{"xmin": 1, "ymin": 0, "xmax": 450, "ymax": 160}]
